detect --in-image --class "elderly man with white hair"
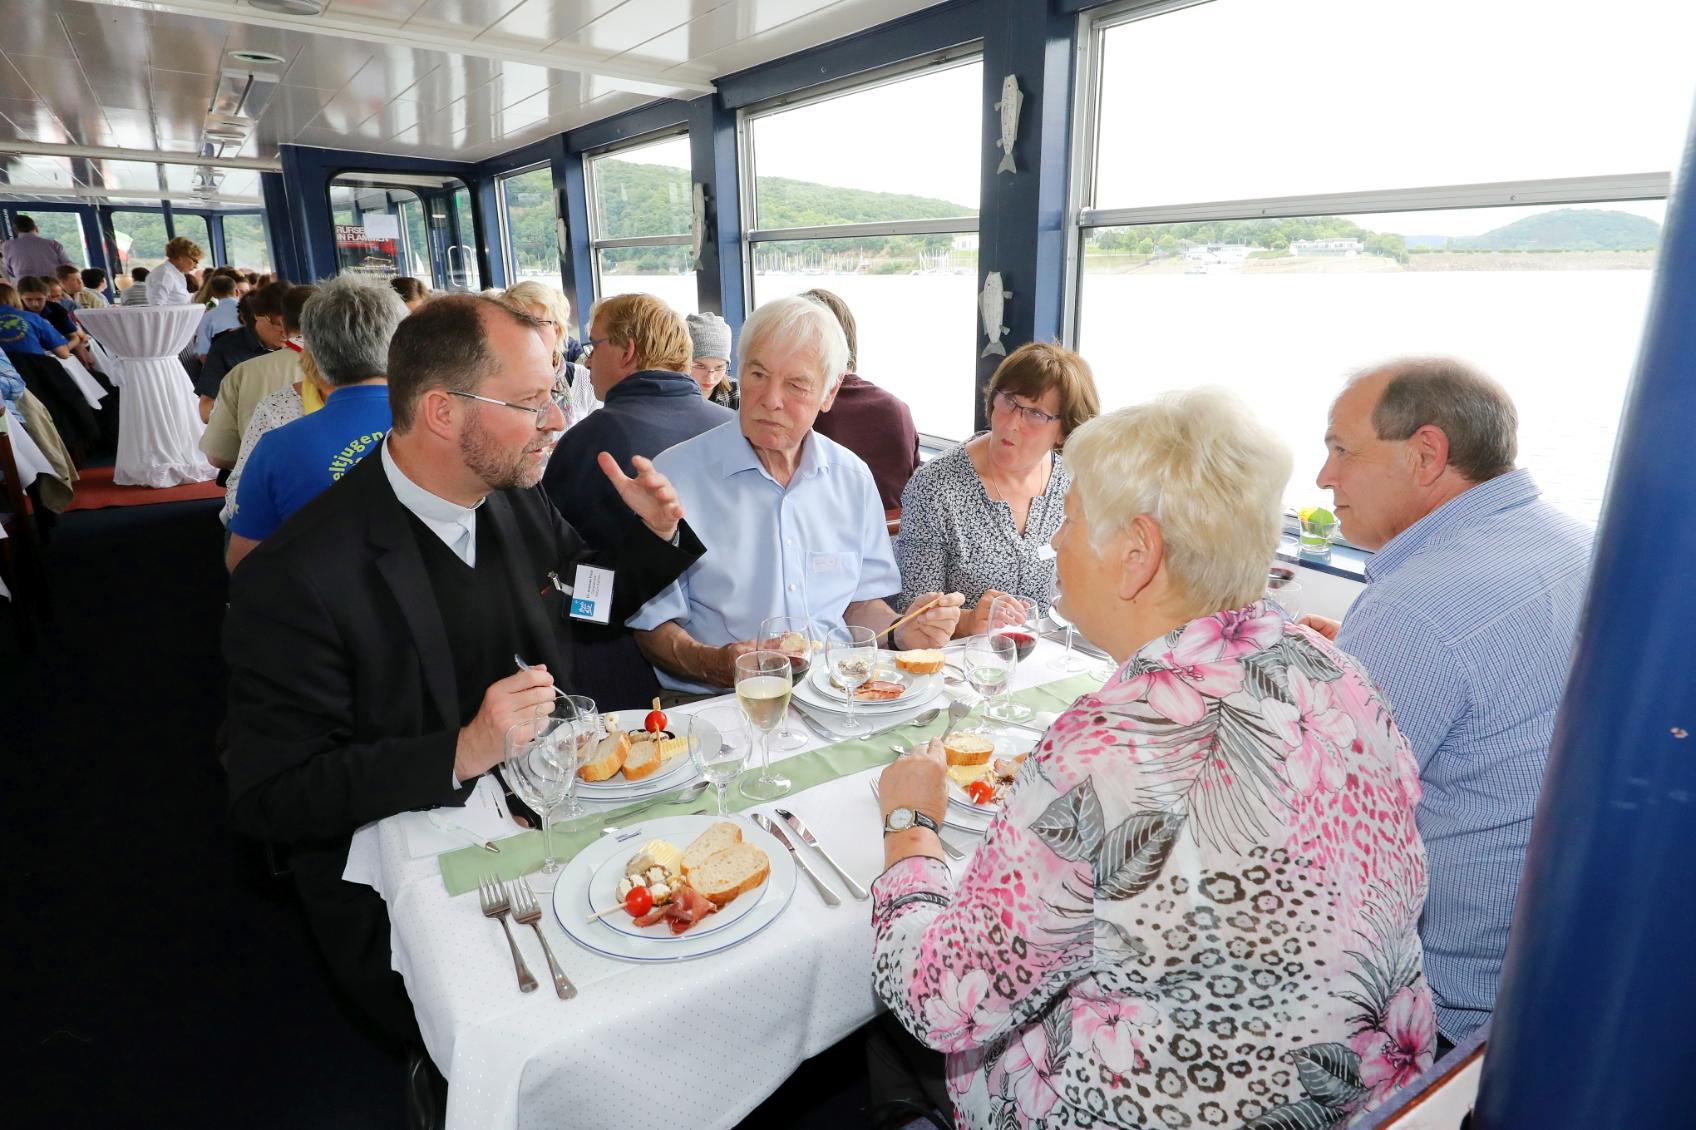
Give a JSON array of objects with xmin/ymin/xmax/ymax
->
[
  {"xmin": 871, "ymin": 388, "xmax": 1434, "ymax": 1130},
  {"xmin": 630, "ymin": 295, "xmax": 963, "ymax": 693}
]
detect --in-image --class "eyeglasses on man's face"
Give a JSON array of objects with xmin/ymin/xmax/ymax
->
[
  {"xmin": 450, "ymin": 389, "xmax": 564, "ymax": 430},
  {"xmin": 993, "ymin": 389, "xmax": 1061, "ymax": 427},
  {"xmin": 581, "ymin": 335, "xmax": 612, "ymax": 357}
]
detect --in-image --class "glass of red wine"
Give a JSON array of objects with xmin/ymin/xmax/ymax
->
[
  {"xmin": 986, "ymin": 594, "xmax": 1036, "ymax": 723},
  {"xmin": 758, "ymin": 615, "xmax": 813, "ymax": 750}
]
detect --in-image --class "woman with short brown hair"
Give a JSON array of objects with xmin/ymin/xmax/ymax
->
[{"xmin": 895, "ymin": 341, "xmax": 1101, "ymax": 635}]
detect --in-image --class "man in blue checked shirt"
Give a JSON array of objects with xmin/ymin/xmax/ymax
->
[{"xmin": 1302, "ymin": 358, "xmax": 1593, "ymax": 1052}]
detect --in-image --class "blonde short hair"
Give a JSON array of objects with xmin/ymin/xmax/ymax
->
[
  {"xmin": 588, "ymin": 292, "xmax": 691, "ymax": 373},
  {"xmin": 1064, "ymin": 387, "xmax": 1292, "ymax": 615},
  {"xmin": 165, "ymin": 236, "xmax": 203, "ymax": 263},
  {"xmin": 737, "ymin": 295, "xmax": 849, "ymax": 390},
  {"xmin": 502, "ymin": 280, "xmax": 572, "ymax": 366}
]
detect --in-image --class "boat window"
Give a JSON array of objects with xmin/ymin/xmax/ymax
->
[
  {"xmin": 1073, "ymin": 0, "xmax": 1696, "ymax": 523},
  {"xmin": 586, "ymin": 132, "xmax": 696, "ymax": 315},
  {"xmin": 496, "ymin": 164, "xmax": 563, "ymax": 294},
  {"xmin": 220, "ymin": 214, "xmax": 273, "ymax": 273},
  {"xmin": 110, "ymin": 210, "xmax": 169, "ymax": 273},
  {"xmin": 14, "ymin": 208, "xmax": 88, "ymax": 266},
  {"xmin": 742, "ymin": 56, "xmax": 982, "ymax": 440},
  {"xmin": 171, "ymin": 214, "xmax": 211, "ymax": 259}
]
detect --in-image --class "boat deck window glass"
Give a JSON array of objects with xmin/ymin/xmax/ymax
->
[
  {"xmin": 327, "ymin": 173, "xmax": 478, "ymax": 291},
  {"xmin": 587, "ymin": 132, "xmax": 697, "ymax": 316},
  {"xmin": 1073, "ymin": 0, "xmax": 1696, "ymax": 524},
  {"xmin": 497, "ymin": 164, "xmax": 563, "ymax": 294},
  {"xmin": 742, "ymin": 56, "xmax": 982, "ymax": 440},
  {"xmin": 171, "ymin": 214, "xmax": 211, "ymax": 259},
  {"xmin": 12, "ymin": 208, "xmax": 88, "ymax": 267},
  {"xmin": 110, "ymin": 210, "xmax": 169, "ymax": 273},
  {"xmin": 220, "ymin": 213, "xmax": 273, "ymax": 273}
]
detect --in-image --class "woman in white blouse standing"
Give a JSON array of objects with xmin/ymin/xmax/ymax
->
[
  {"xmin": 895, "ymin": 342, "xmax": 1100, "ymax": 635},
  {"xmin": 143, "ymin": 236, "xmax": 203, "ymax": 306}
]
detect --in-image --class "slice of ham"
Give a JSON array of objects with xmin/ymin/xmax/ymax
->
[
  {"xmin": 664, "ymin": 885, "xmax": 717, "ymax": 935},
  {"xmin": 631, "ymin": 904, "xmax": 669, "ymax": 928},
  {"xmin": 855, "ymin": 679, "xmax": 904, "ymax": 702}
]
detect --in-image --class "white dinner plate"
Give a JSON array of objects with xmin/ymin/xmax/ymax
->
[
  {"xmin": 552, "ymin": 814, "xmax": 796, "ymax": 963},
  {"xmin": 945, "ymin": 733, "xmax": 1033, "ymax": 816},
  {"xmin": 589, "ymin": 844, "xmax": 769, "ymax": 943},
  {"xmin": 573, "ymin": 709, "xmax": 699, "ymax": 800},
  {"xmin": 808, "ymin": 650, "xmax": 934, "ymax": 706}
]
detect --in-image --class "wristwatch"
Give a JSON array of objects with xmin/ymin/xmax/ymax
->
[{"xmin": 883, "ymin": 806, "xmax": 941, "ymax": 836}]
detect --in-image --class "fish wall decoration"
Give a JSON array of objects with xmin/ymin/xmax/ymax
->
[
  {"xmin": 980, "ymin": 272, "xmax": 1011, "ymax": 357},
  {"xmin": 691, "ymin": 182, "xmax": 708, "ymax": 269},
  {"xmin": 994, "ymin": 75, "xmax": 1024, "ymax": 175}
]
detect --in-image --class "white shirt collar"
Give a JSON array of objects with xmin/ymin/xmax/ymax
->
[{"xmin": 381, "ymin": 436, "xmax": 483, "ymax": 566}]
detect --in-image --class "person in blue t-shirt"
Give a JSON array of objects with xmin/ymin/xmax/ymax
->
[
  {"xmin": 226, "ymin": 275, "xmax": 409, "ymax": 572},
  {"xmin": 0, "ymin": 280, "xmax": 70, "ymax": 359}
]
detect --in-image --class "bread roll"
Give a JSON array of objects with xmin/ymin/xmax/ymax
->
[
  {"xmin": 895, "ymin": 649, "xmax": 946, "ymax": 675},
  {"xmin": 579, "ymin": 731, "xmax": 631, "ymax": 781},
  {"xmin": 943, "ymin": 730, "xmax": 995, "ymax": 767},
  {"xmin": 690, "ymin": 842, "xmax": 771, "ymax": 908}
]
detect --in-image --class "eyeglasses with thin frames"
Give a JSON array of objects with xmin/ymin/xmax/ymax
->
[
  {"xmin": 993, "ymin": 389, "xmax": 1061, "ymax": 427},
  {"xmin": 449, "ymin": 390, "xmax": 562, "ymax": 430},
  {"xmin": 581, "ymin": 336, "xmax": 611, "ymax": 357}
]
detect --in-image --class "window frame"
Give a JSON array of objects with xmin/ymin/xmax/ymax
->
[
  {"xmin": 736, "ymin": 47, "xmax": 986, "ymax": 445},
  {"xmin": 1066, "ymin": 0, "xmax": 1676, "ymax": 525},
  {"xmin": 582, "ymin": 127, "xmax": 696, "ymax": 301},
  {"xmin": 493, "ymin": 161, "xmax": 564, "ymax": 291}
]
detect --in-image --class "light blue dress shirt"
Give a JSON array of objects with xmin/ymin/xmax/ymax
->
[
  {"xmin": 195, "ymin": 297, "xmax": 242, "ymax": 356},
  {"xmin": 1335, "ymin": 468, "xmax": 1593, "ymax": 1043},
  {"xmin": 628, "ymin": 420, "xmax": 900, "ymax": 692}
]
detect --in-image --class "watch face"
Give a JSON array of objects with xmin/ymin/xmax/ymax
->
[{"xmin": 888, "ymin": 808, "xmax": 914, "ymax": 831}]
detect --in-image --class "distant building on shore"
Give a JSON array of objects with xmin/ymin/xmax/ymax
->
[{"xmin": 1290, "ymin": 238, "xmax": 1363, "ymax": 257}]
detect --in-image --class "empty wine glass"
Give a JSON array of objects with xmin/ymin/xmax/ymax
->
[
  {"xmin": 1265, "ymin": 572, "xmax": 1304, "ymax": 620},
  {"xmin": 986, "ymin": 595, "xmax": 1035, "ymax": 723},
  {"xmin": 759, "ymin": 614, "xmax": 814, "ymax": 751},
  {"xmin": 1047, "ymin": 569, "xmax": 1093, "ymax": 674},
  {"xmin": 688, "ymin": 705, "xmax": 750, "ymax": 817},
  {"xmin": 547, "ymin": 694, "xmax": 599, "ymax": 819},
  {"xmin": 963, "ymin": 633, "xmax": 1016, "ymax": 735},
  {"xmin": 826, "ymin": 624, "xmax": 878, "ymax": 738},
  {"xmin": 503, "ymin": 713, "xmax": 575, "ymax": 887},
  {"xmin": 735, "ymin": 650, "xmax": 794, "ymax": 800}
]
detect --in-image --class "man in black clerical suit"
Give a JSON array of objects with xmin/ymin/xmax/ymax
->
[{"xmin": 224, "ymin": 295, "xmax": 703, "ymax": 1048}]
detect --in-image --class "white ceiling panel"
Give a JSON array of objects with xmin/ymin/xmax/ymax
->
[
  {"xmin": 405, "ymin": 0, "xmax": 529, "ymax": 32},
  {"xmin": 573, "ymin": 0, "xmax": 728, "ymax": 55},
  {"xmin": 144, "ymin": 14, "xmax": 232, "ymax": 75},
  {"xmin": 3, "ymin": 18, "xmax": 80, "ymax": 60},
  {"xmin": 87, "ymin": 159, "xmax": 164, "ymax": 192},
  {"xmin": 485, "ymin": 0, "xmax": 637, "ymax": 48},
  {"xmin": 393, "ymin": 57, "xmax": 502, "ymax": 105},
  {"xmin": 325, "ymin": 0, "xmax": 431, "ymax": 21},
  {"xmin": 99, "ymin": 108, "xmax": 160, "ymax": 151},
  {"xmin": 279, "ymin": 37, "xmax": 382, "ymax": 90}
]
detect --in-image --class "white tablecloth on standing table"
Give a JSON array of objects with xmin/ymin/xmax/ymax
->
[
  {"xmin": 75, "ymin": 306, "xmax": 215, "ymax": 488},
  {"xmin": 344, "ymin": 638, "xmax": 1100, "ymax": 1130}
]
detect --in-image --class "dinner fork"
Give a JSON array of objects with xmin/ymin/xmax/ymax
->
[
  {"xmin": 478, "ymin": 875, "xmax": 538, "ymax": 993},
  {"xmin": 869, "ymin": 780, "xmax": 966, "ymax": 861},
  {"xmin": 508, "ymin": 880, "xmax": 576, "ymax": 1000}
]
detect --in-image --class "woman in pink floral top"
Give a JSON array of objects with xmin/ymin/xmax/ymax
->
[{"xmin": 873, "ymin": 389, "xmax": 1433, "ymax": 1129}]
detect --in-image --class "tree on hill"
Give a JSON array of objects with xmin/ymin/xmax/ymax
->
[{"xmin": 1454, "ymin": 208, "xmax": 1660, "ymax": 251}]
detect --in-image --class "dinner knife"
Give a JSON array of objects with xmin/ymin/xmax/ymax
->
[
  {"xmin": 752, "ymin": 813, "xmax": 841, "ymax": 907},
  {"xmin": 774, "ymin": 808, "xmax": 869, "ymax": 900}
]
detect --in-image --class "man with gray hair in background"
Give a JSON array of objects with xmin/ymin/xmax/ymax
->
[
  {"xmin": 1301, "ymin": 357, "xmax": 1594, "ymax": 1053},
  {"xmin": 225, "ymin": 274, "xmax": 407, "ymax": 570}
]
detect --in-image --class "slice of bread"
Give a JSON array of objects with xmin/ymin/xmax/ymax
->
[
  {"xmin": 895, "ymin": 649, "xmax": 946, "ymax": 675},
  {"xmin": 943, "ymin": 730, "xmax": 995, "ymax": 767},
  {"xmin": 622, "ymin": 739, "xmax": 663, "ymax": 781},
  {"xmin": 682, "ymin": 821, "xmax": 744, "ymax": 877},
  {"xmin": 691, "ymin": 842, "xmax": 770, "ymax": 908},
  {"xmin": 579, "ymin": 731, "xmax": 631, "ymax": 781}
]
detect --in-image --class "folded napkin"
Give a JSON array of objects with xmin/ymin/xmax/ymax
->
[{"xmin": 437, "ymin": 670, "xmax": 1107, "ymax": 895}]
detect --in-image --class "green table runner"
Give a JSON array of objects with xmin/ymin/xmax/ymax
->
[{"xmin": 436, "ymin": 670, "xmax": 1104, "ymax": 895}]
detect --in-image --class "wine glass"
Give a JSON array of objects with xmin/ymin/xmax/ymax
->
[
  {"xmin": 503, "ymin": 713, "xmax": 575, "ymax": 886},
  {"xmin": 1265, "ymin": 571, "xmax": 1304, "ymax": 620},
  {"xmin": 735, "ymin": 650, "xmax": 794, "ymax": 800},
  {"xmin": 825, "ymin": 624, "xmax": 878, "ymax": 738},
  {"xmin": 688, "ymin": 705, "xmax": 750, "ymax": 817},
  {"xmin": 759, "ymin": 615, "xmax": 814, "ymax": 752},
  {"xmin": 963, "ymin": 634, "xmax": 1016, "ymax": 735},
  {"xmin": 986, "ymin": 594, "xmax": 1035, "ymax": 723},
  {"xmin": 548, "ymin": 694, "xmax": 599, "ymax": 819},
  {"xmin": 1046, "ymin": 568, "xmax": 1093, "ymax": 673}
]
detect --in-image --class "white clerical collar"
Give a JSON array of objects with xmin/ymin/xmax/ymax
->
[{"xmin": 381, "ymin": 437, "xmax": 483, "ymax": 565}]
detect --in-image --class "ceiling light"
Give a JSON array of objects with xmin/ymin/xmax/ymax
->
[
  {"xmin": 246, "ymin": 0, "xmax": 325, "ymax": 14},
  {"xmin": 229, "ymin": 50, "xmax": 287, "ymax": 65},
  {"xmin": 204, "ymin": 128, "xmax": 247, "ymax": 142}
]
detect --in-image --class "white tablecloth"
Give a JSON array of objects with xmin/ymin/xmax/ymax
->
[
  {"xmin": 76, "ymin": 306, "xmax": 215, "ymax": 488},
  {"xmin": 346, "ymin": 639, "xmax": 1098, "ymax": 1130},
  {"xmin": 57, "ymin": 355, "xmax": 108, "ymax": 410}
]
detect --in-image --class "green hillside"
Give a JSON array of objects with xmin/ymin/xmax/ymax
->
[{"xmin": 1455, "ymin": 208, "xmax": 1660, "ymax": 251}]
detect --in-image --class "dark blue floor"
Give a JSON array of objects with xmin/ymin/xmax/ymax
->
[{"xmin": 4, "ymin": 496, "xmax": 871, "ymax": 1128}]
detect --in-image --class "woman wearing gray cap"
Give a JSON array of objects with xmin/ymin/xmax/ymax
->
[{"xmin": 686, "ymin": 311, "xmax": 738, "ymax": 408}]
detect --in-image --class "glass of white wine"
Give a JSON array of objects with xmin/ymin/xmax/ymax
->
[
  {"xmin": 759, "ymin": 614, "xmax": 814, "ymax": 751},
  {"xmin": 735, "ymin": 649, "xmax": 794, "ymax": 800},
  {"xmin": 825, "ymin": 624, "xmax": 878, "ymax": 738},
  {"xmin": 503, "ymin": 712, "xmax": 575, "ymax": 886},
  {"xmin": 963, "ymin": 634, "xmax": 1016, "ymax": 736},
  {"xmin": 686, "ymin": 705, "xmax": 749, "ymax": 817}
]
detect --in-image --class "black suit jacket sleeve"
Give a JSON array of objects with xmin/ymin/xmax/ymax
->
[{"xmin": 225, "ymin": 555, "xmax": 465, "ymax": 846}]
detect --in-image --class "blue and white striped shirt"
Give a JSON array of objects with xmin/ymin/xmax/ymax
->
[{"xmin": 1336, "ymin": 468, "xmax": 1592, "ymax": 1042}]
